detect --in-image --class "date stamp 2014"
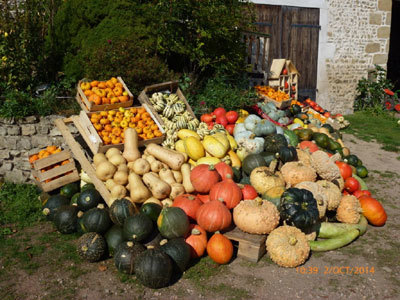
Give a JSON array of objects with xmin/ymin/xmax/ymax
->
[{"xmin": 296, "ymin": 266, "xmax": 375, "ymax": 275}]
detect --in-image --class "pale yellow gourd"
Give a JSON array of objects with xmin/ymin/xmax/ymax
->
[
  {"xmin": 169, "ymin": 183, "xmax": 185, "ymax": 199},
  {"xmin": 123, "ymin": 128, "xmax": 141, "ymax": 162},
  {"xmin": 113, "ymin": 170, "xmax": 129, "ymax": 185},
  {"xmin": 159, "ymin": 168, "xmax": 176, "ymax": 185},
  {"xmin": 108, "ymin": 154, "xmax": 126, "ymax": 167},
  {"xmin": 146, "ymin": 143, "xmax": 185, "ymax": 171},
  {"xmin": 96, "ymin": 161, "xmax": 117, "ymax": 181},
  {"xmin": 110, "ymin": 184, "xmax": 127, "ymax": 200},
  {"xmin": 142, "ymin": 172, "xmax": 171, "ymax": 199},
  {"xmin": 117, "ymin": 164, "xmax": 129, "ymax": 173},
  {"xmin": 105, "ymin": 148, "xmax": 121, "ymax": 159},
  {"xmin": 128, "ymin": 173, "xmax": 151, "ymax": 203},
  {"xmin": 93, "ymin": 153, "xmax": 108, "ymax": 167},
  {"xmin": 172, "ymin": 170, "xmax": 183, "ymax": 184},
  {"xmin": 144, "ymin": 155, "xmax": 163, "ymax": 173},
  {"xmin": 132, "ymin": 158, "xmax": 151, "ymax": 175},
  {"xmin": 105, "ymin": 179, "xmax": 116, "ymax": 191},
  {"xmin": 184, "ymin": 136, "xmax": 205, "ymax": 161},
  {"xmin": 181, "ymin": 163, "xmax": 194, "ymax": 193},
  {"xmin": 143, "ymin": 197, "xmax": 163, "ymax": 207}
]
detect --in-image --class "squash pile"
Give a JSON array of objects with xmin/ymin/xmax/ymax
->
[{"xmin": 80, "ymin": 77, "xmax": 131, "ymax": 105}]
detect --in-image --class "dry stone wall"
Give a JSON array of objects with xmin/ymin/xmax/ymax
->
[
  {"xmin": 0, "ymin": 116, "xmax": 78, "ymax": 183},
  {"xmin": 322, "ymin": 0, "xmax": 392, "ymax": 114}
]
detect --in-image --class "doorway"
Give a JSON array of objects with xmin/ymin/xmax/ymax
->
[{"xmin": 387, "ymin": 0, "xmax": 400, "ymax": 91}]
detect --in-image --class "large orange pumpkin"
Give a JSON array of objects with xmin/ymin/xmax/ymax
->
[
  {"xmin": 196, "ymin": 199, "xmax": 231, "ymax": 232},
  {"xmin": 207, "ymin": 232, "xmax": 233, "ymax": 264},
  {"xmin": 214, "ymin": 162, "xmax": 233, "ymax": 180},
  {"xmin": 209, "ymin": 177, "xmax": 242, "ymax": 209},
  {"xmin": 358, "ymin": 196, "xmax": 387, "ymax": 226},
  {"xmin": 190, "ymin": 164, "xmax": 221, "ymax": 193},
  {"xmin": 185, "ymin": 224, "xmax": 207, "ymax": 258},
  {"xmin": 172, "ymin": 194, "xmax": 203, "ymax": 221}
]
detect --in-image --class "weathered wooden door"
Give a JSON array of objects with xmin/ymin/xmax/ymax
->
[{"xmin": 254, "ymin": 4, "xmax": 320, "ymax": 99}]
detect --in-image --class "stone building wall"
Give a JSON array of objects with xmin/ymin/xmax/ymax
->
[
  {"xmin": 0, "ymin": 116, "xmax": 78, "ymax": 183},
  {"xmin": 319, "ymin": 0, "xmax": 392, "ymax": 114}
]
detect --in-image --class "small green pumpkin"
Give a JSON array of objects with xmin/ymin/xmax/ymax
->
[
  {"xmin": 253, "ymin": 120, "xmax": 276, "ymax": 136},
  {"xmin": 294, "ymin": 128, "xmax": 313, "ymax": 141},
  {"xmin": 283, "ymin": 129, "xmax": 299, "ymax": 147},
  {"xmin": 242, "ymin": 153, "xmax": 267, "ymax": 175},
  {"xmin": 109, "ymin": 198, "xmax": 136, "ymax": 226},
  {"xmin": 70, "ymin": 193, "xmax": 80, "ymax": 205},
  {"xmin": 290, "ymin": 104, "xmax": 302, "ymax": 115},
  {"xmin": 160, "ymin": 238, "xmax": 191, "ymax": 273},
  {"xmin": 264, "ymin": 134, "xmax": 288, "ymax": 153},
  {"xmin": 81, "ymin": 205, "xmax": 112, "ymax": 235},
  {"xmin": 105, "ymin": 225, "xmax": 125, "ymax": 256},
  {"xmin": 114, "ymin": 241, "xmax": 145, "ymax": 274},
  {"xmin": 77, "ymin": 188, "xmax": 101, "ymax": 212},
  {"xmin": 312, "ymin": 132, "xmax": 330, "ymax": 149},
  {"xmin": 157, "ymin": 207, "xmax": 189, "ymax": 239},
  {"xmin": 53, "ymin": 205, "xmax": 79, "ymax": 234},
  {"xmin": 123, "ymin": 214, "xmax": 154, "ymax": 242},
  {"xmin": 77, "ymin": 232, "xmax": 107, "ymax": 262},
  {"xmin": 140, "ymin": 203, "xmax": 162, "ymax": 222},
  {"xmin": 60, "ymin": 182, "xmax": 80, "ymax": 199},
  {"xmin": 42, "ymin": 194, "xmax": 70, "ymax": 221},
  {"xmin": 277, "ymin": 146, "xmax": 298, "ymax": 163}
]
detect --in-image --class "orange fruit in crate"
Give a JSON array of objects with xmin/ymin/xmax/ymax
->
[
  {"xmin": 46, "ymin": 145, "xmax": 58, "ymax": 153},
  {"xmin": 97, "ymin": 81, "xmax": 107, "ymax": 89},
  {"xmin": 90, "ymin": 80, "xmax": 99, "ymax": 87},
  {"xmin": 61, "ymin": 160, "xmax": 70, "ymax": 165},
  {"xmin": 29, "ymin": 154, "xmax": 39, "ymax": 164},
  {"xmin": 111, "ymin": 77, "xmax": 118, "ymax": 84},
  {"xmin": 118, "ymin": 95, "xmax": 129, "ymax": 103}
]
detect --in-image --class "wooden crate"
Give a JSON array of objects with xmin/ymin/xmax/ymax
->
[
  {"xmin": 76, "ymin": 77, "xmax": 134, "ymax": 113},
  {"xmin": 77, "ymin": 105, "xmax": 165, "ymax": 154},
  {"xmin": 55, "ymin": 118, "xmax": 114, "ymax": 207},
  {"xmin": 138, "ymin": 81, "xmax": 197, "ymax": 126},
  {"xmin": 31, "ymin": 150, "xmax": 80, "ymax": 192},
  {"xmin": 258, "ymin": 94, "xmax": 292, "ymax": 109},
  {"xmin": 224, "ymin": 227, "xmax": 267, "ymax": 262}
]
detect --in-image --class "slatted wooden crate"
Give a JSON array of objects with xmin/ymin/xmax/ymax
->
[
  {"xmin": 268, "ymin": 59, "xmax": 299, "ymax": 100},
  {"xmin": 31, "ymin": 150, "xmax": 79, "ymax": 192},
  {"xmin": 76, "ymin": 77, "xmax": 134, "ymax": 113},
  {"xmin": 138, "ymin": 81, "xmax": 197, "ymax": 126},
  {"xmin": 77, "ymin": 105, "xmax": 165, "ymax": 154}
]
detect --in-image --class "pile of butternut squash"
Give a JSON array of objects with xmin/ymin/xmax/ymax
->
[{"xmin": 93, "ymin": 128, "xmax": 193, "ymax": 206}]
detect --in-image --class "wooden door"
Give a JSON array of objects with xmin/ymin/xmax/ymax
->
[{"xmin": 255, "ymin": 4, "xmax": 320, "ymax": 99}]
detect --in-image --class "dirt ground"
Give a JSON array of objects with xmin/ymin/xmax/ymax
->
[{"xmin": 1, "ymin": 133, "xmax": 400, "ymax": 300}]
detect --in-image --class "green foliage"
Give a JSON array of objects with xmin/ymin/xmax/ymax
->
[
  {"xmin": 354, "ymin": 65, "xmax": 395, "ymax": 113},
  {"xmin": 187, "ymin": 75, "xmax": 257, "ymax": 114},
  {"xmin": 0, "ymin": 183, "xmax": 43, "ymax": 234}
]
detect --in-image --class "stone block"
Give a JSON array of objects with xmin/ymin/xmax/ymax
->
[
  {"xmin": 31, "ymin": 135, "xmax": 52, "ymax": 148},
  {"xmin": 386, "ymin": 12, "xmax": 391, "ymax": 25},
  {"xmin": 49, "ymin": 127, "xmax": 61, "ymax": 136},
  {"xmin": 5, "ymin": 169, "xmax": 25, "ymax": 183},
  {"xmin": 373, "ymin": 54, "xmax": 388, "ymax": 64},
  {"xmin": 377, "ymin": 26, "xmax": 391, "ymax": 38},
  {"xmin": 10, "ymin": 150, "xmax": 21, "ymax": 157},
  {"xmin": 0, "ymin": 126, "xmax": 6, "ymax": 136},
  {"xmin": 21, "ymin": 124, "xmax": 36, "ymax": 136},
  {"xmin": 0, "ymin": 117, "xmax": 15, "ymax": 125},
  {"xmin": 15, "ymin": 159, "xmax": 31, "ymax": 170},
  {"xmin": 0, "ymin": 136, "xmax": 18, "ymax": 149},
  {"xmin": 19, "ymin": 116, "xmax": 38, "ymax": 124},
  {"xmin": 7, "ymin": 126, "xmax": 21, "ymax": 136},
  {"xmin": 369, "ymin": 13, "xmax": 382, "ymax": 25},
  {"xmin": 28, "ymin": 148, "xmax": 40, "ymax": 156},
  {"xmin": 365, "ymin": 43, "xmax": 381, "ymax": 53},
  {"xmin": 37, "ymin": 124, "xmax": 50, "ymax": 135},
  {"xmin": 0, "ymin": 162, "xmax": 13, "ymax": 172},
  {"xmin": 378, "ymin": 0, "xmax": 392, "ymax": 11},
  {"xmin": 17, "ymin": 137, "xmax": 32, "ymax": 150},
  {"xmin": 0, "ymin": 150, "xmax": 10, "ymax": 159}
]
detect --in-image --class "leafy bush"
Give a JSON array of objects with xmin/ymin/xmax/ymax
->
[{"xmin": 354, "ymin": 65, "xmax": 395, "ymax": 113}]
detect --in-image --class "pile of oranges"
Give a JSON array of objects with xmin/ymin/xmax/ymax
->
[
  {"xmin": 80, "ymin": 77, "xmax": 131, "ymax": 106},
  {"xmin": 89, "ymin": 107, "xmax": 163, "ymax": 145},
  {"xmin": 255, "ymin": 86, "xmax": 290, "ymax": 102},
  {"xmin": 29, "ymin": 146, "xmax": 72, "ymax": 183}
]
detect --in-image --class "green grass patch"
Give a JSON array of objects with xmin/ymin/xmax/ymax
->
[{"xmin": 343, "ymin": 111, "xmax": 400, "ymax": 152}]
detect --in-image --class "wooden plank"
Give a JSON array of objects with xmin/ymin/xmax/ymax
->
[
  {"xmin": 32, "ymin": 150, "xmax": 71, "ymax": 170},
  {"xmin": 78, "ymin": 110, "xmax": 102, "ymax": 154},
  {"xmin": 224, "ymin": 227, "xmax": 266, "ymax": 244},
  {"xmin": 37, "ymin": 159, "xmax": 76, "ymax": 181},
  {"xmin": 55, "ymin": 118, "xmax": 113, "ymax": 206},
  {"xmin": 39, "ymin": 169, "xmax": 80, "ymax": 193}
]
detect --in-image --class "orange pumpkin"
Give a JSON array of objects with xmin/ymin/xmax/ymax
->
[
  {"xmin": 106, "ymin": 80, "xmax": 114, "ymax": 89},
  {"xmin": 97, "ymin": 81, "xmax": 107, "ymax": 89},
  {"xmin": 29, "ymin": 154, "xmax": 39, "ymax": 164},
  {"xmin": 46, "ymin": 145, "xmax": 58, "ymax": 153},
  {"xmin": 196, "ymin": 199, "xmax": 231, "ymax": 232},
  {"xmin": 88, "ymin": 94, "xmax": 101, "ymax": 104},
  {"xmin": 206, "ymin": 232, "xmax": 233, "ymax": 264},
  {"xmin": 113, "ymin": 86, "xmax": 123, "ymax": 96},
  {"xmin": 185, "ymin": 224, "xmax": 208, "ymax": 258},
  {"xmin": 118, "ymin": 95, "xmax": 129, "ymax": 102},
  {"xmin": 359, "ymin": 196, "xmax": 387, "ymax": 226},
  {"xmin": 90, "ymin": 80, "xmax": 99, "ymax": 87}
]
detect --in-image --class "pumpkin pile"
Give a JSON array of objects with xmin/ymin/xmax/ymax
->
[
  {"xmin": 80, "ymin": 77, "xmax": 131, "ymax": 105},
  {"xmin": 255, "ymin": 85, "xmax": 290, "ymax": 102}
]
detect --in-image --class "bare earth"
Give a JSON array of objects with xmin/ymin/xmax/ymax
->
[{"xmin": 1, "ymin": 133, "xmax": 400, "ymax": 300}]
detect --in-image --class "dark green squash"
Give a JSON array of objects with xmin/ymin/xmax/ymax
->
[
  {"xmin": 344, "ymin": 154, "xmax": 360, "ymax": 167},
  {"xmin": 327, "ymin": 138, "xmax": 342, "ymax": 152},
  {"xmin": 232, "ymin": 166, "xmax": 242, "ymax": 183},
  {"xmin": 81, "ymin": 205, "xmax": 112, "ymax": 235},
  {"xmin": 160, "ymin": 238, "xmax": 191, "ymax": 273},
  {"xmin": 105, "ymin": 225, "xmax": 125, "ymax": 256},
  {"xmin": 312, "ymin": 132, "xmax": 330, "ymax": 149},
  {"xmin": 157, "ymin": 207, "xmax": 190, "ymax": 239},
  {"xmin": 42, "ymin": 194, "xmax": 70, "ymax": 221},
  {"xmin": 140, "ymin": 203, "xmax": 162, "ymax": 223},
  {"xmin": 123, "ymin": 213, "xmax": 153, "ymax": 242},
  {"xmin": 77, "ymin": 232, "xmax": 107, "ymax": 262},
  {"xmin": 294, "ymin": 113, "xmax": 309, "ymax": 121},
  {"xmin": 53, "ymin": 205, "xmax": 79, "ymax": 234},
  {"xmin": 109, "ymin": 198, "xmax": 136, "ymax": 226},
  {"xmin": 143, "ymin": 231, "xmax": 163, "ymax": 249},
  {"xmin": 60, "ymin": 182, "xmax": 79, "ymax": 199},
  {"xmin": 276, "ymin": 146, "xmax": 298, "ymax": 163},
  {"xmin": 242, "ymin": 153, "xmax": 267, "ymax": 175},
  {"xmin": 134, "ymin": 248, "xmax": 173, "ymax": 289},
  {"xmin": 322, "ymin": 123, "xmax": 335, "ymax": 133},
  {"xmin": 283, "ymin": 129, "xmax": 299, "ymax": 147},
  {"xmin": 77, "ymin": 188, "xmax": 101, "ymax": 212},
  {"xmin": 259, "ymin": 151, "xmax": 277, "ymax": 166},
  {"xmin": 264, "ymin": 134, "xmax": 288, "ymax": 153},
  {"xmin": 290, "ymin": 104, "xmax": 302, "ymax": 115},
  {"xmin": 279, "ymin": 188, "xmax": 319, "ymax": 231},
  {"xmin": 114, "ymin": 241, "xmax": 145, "ymax": 274},
  {"xmin": 81, "ymin": 183, "xmax": 95, "ymax": 192},
  {"xmin": 70, "ymin": 193, "xmax": 80, "ymax": 205},
  {"xmin": 239, "ymin": 174, "xmax": 251, "ymax": 185},
  {"xmin": 294, "ymin": 128, "xmax": 313, "ymax": 141}
]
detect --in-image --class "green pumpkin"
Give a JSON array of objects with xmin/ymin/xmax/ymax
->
[
  {"xmin": 60, "ymin": 182, "xmax": 80, "ymax": 199},
  {"xmin": 262, "ymin": 186, "xmax": 285, "ymax": 207},
  {"xmin": 114, "ymin": 241, "xmax": 145, "ymax": 274},
  {"xmin": 290, "ymin": 104, "xmax": 302, "ymax": 115},
  {"xmin": 81, "ymin": 183, "xmax": 95, "ymax": 192},
  {"xmin": 105, "ymin": 225, "xmax": 125, "ymax": 256},
  {"xmin": 327, "ymin": 138, "xmax": 342, "ymax": 152},
  {"xmin": 77, "ymin": 188, "xmax": 101, "ymax": 212},
  {"xmin": 322, "ymin": 123, "xmax": 335, "ymax": 133},
  {"xmin": 264, "ymin": 134, "xmax": 288, "ymax": 153},
  {"xmin": 283, "ymin": 129, "xmax": 299, "ymax": 147},
  {"xmin": 77, "ymin": 232, "xmax": 107, "ymax": 262},
  {"xmin": 268, "ymin": 110, "xmax": 280, "ymax": 121},
  {"xmin": 344, "ymin": 154, "xmax": 360, "ymax": 167},
  {"xmin": 81, "ymin": 205, "xmax": 112, "ymax": 235},
  {"xmin": 253, "ymin": 120, "xmax": 276, "ymax": 136},
  {"xmin": 294, "ymin": 128, "xmax": 313, "ymax": 141},
  {"xmin": 134, "ymin": 248, "xmax": 173, "ymax": 289},
  {"xmin": 42, "ymin": 194, "xmax": 70, "ymax": 221},
  {"xmin": 140, "ymin": 203, "xmax": 162, "ymax": 223},
  {"xmin": 157, "ymin": 207, "xmax": 189, "ymax": 239},
  {"xmin": 109, "ymin": 198, "xmax": 136, "ymax": 226},
  {"xmin": 356, "ymin": 166, "xmax": 368, "ymax": 178},
  {"xmin": 53, "ymin": 205, "xmax": 79, "ymax": 234},
  {"xmin": 279, "ymin": 188, "xmax": 319, "ymax": 231},
  {"xmin": 277, "ymin": 146, "xmax": 298, "ymax": 163},
  {"xmin": 232, "ymin": 167, "xmax": 242, "ymax": 183},
  {"xmin": 143, "ymin": 231, "xmax": 163, "ymax": 249},
  {"xmin": 123, "ymin": 214, "xmax": 154, "ymax": 242},
  {"xmin": 239, "ymin": 174, "xmax": 251, "ymax": 185},
  {"xmin": 312, "ymin": 132, "xmax": 330, "ymax": 149},
  {"xmin": 70, "ymin": 193, "xmax": 80, "ymax": 205},
  {"xmin": 294, "ymin": 113, "xmax": 309, "ymax": 121},
  {"xmin": 242, "ymin": 153, "xmax": 267, "ymax": 175},
  {"xmin": 160, "ymin": 238, "xmax": 191, "ymax": 273},
  {"xmin": 259, "ymin": 151, "xmax": 277, "ymax": 166}
]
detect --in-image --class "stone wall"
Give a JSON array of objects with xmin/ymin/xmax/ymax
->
[
  {"xmin": 0, "ymin": 116, "xmax": 78, "ymax": 183},
  {"xmin": 320, "ymin": 0, "xmax": 392, "ymax": 114}
]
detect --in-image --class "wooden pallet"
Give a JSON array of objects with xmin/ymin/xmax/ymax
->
[
  {"xmin": 54, "ymin": 117, "xmax": 113, "ymax": 207},
  {"xmin": 224, "ymin": 227, "xmax": 267, "ymax": 263}
]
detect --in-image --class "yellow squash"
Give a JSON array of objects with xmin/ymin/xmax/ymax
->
[
  {"xmin": 184, "ymin": 136, "xmax": 205, "ymax": 161},
  {"xmin": 212, "ymin": 133, "xmax": 230, "ymax": 150},
  {"xmin": 202, "ymin": 135, "xmax": 229, "ymax": 158},
  {"xmin": 175, "ymin": 139, "xmax": 186, "ymax": 153},
  {"xmin": 228, "ymin": 150, "xmax": 241, "ymax": 168},
  {"xmin": 226, "ymin": 134, "xmax": 238, "ymax": 150},
  {"xmin": 196, "ymin": 157, "xmax": 221, "ymax": 166},
  {"xmin": 178, "ymin": 129, "xmax": 200, "ymax": 140}
]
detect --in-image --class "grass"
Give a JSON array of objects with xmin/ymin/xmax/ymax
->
[{"xmin": 343, "ymin": 111, "xmax": 400, "ymax": 152}]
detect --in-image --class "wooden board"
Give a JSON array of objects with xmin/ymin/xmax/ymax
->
[
  {"xmin": 76, "ymin": 76, "xmax": 134, "ymax": 112},
  {"xmin": 77, "ymin": 105, "xmax": 165, "ymax": 154},
  {"xmin": 34, "ymin": 170, "xmax": 80, "ymax": 192},
  {"xmin": 138, "ymin": 81, "xmax": 197, "ymax": 126},
  {"xmin": 224, "ymin": 227, "xmax": 267, "ymax": 262},
  {"xmin": 258, "ymin": 94, "xmax": 291, "ymax": 109},
  {"xmin": 55, "ymin": 117, "xmax": 113, "ymax": 207}
]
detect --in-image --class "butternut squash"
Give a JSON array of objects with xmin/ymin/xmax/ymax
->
[
  {"xmin": 113, "ymin": 170, "xmax": 129, "ymax": 185},
  {"xmin": 128, "ymin": 173, "xmax": 151, "ymax": 203},
  {"xmin": 146, "ymin": 143, "xmax": 185, "ymax": 171},
  {"xmin": 117, "ymin": 164, "xmax": 129, "ymax": 173},
  {"xmin": 123, "ymin": 128, "xmax": 141, "ymax": 162},
  {"xmin": 105, "ymin": 179, "xmax": 116, "ymax": 191},
  {"xmin": 181, "ymin": 163, "xmax": 194, "ymax": 193},
  {"xmin": 169, "ymin": 183, "xmax": 185, "ymax": 199},
  {"xmin": 144, "ymin": 155, "xmax": 163, "ymax": 173},
  {"xmin": 132, "ymin": 158, "xmax": 150, "ymax": 175},
  {"xmin": 110, "ymin": 184, "xmax": 127, "ymax": 200},
  {"xmin": 93, "ymin": 153, "xmax": 108, "ymax": 166},
  {"xmin": 143, "ymin": 197, "xmax": 163, "ymax": 207},
  {"xmin": 108, "ymin": 154, "xmax": 126, "ymax": 166},
  {"xmin": 159, "ymin": 168, "xmax": 176, "ymax": 185},
  {"xmin": 105, "ymin": 148, "xmax": 121, "ymax": 159},
  {"xmin": 96, "ymin": 161, "xmax": 117, "ymax": 181},
  {"xmin": 172, "ymin": 170, "xmax": 183, "ymax": 184},
  {"xmin": 142, "ymin": 172, "xmax": 171, "ymax": 199}
]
